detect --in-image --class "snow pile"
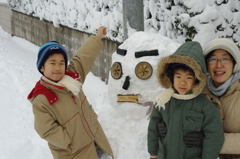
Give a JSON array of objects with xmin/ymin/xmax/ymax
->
[
  {"xmin": 0, "ymin": 0, "xmax": 7, "ymax": 3},
  {"xmin": 0, "ymin": 26, "xmax": 52, "ymax": 159},
  {"xmin": 8, "ymin": 0, "xmax": 124, "ymax": 42},
  {"xmin": 144, "ymin": 0, "xmax": 240, "ymax": 47}
]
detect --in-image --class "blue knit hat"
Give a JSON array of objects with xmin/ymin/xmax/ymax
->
[
  {"xmin": 37, "ymin": 41, "xmax": 68, "ymax": 74},
  {"xmin": 170, "ymin": 63, "xmax": 194, "ymax": 74},
  {"xmin": 167, "ymin": 63, "xmax": 194, "ymax": 83}
]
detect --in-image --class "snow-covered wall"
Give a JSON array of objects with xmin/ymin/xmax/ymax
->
[
  {"xmin": 0, "ymin": 2, "xmax": 11, "ymax": 34},
  {"xmin": 8, "ymin": 0, "xmax": 240, "ymax": 46}
]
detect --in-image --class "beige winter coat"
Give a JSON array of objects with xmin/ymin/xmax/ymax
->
[
  {"xmin": 203, "ymin": 80, "xmax": 240, "ymax": 158},
  {"xmin": 28, "ymin": 36, "xmax": 113, "ymax": 159}
]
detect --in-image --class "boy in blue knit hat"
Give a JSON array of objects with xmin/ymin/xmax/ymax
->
[
  {"xmin": 37, "ymin": 41, "xmax": 68, "ymax": 75},
  {"xmin": 36, "ymin": 41, "xmax": 69, "ymax": 82},
  {"xmin": 28, "ymin": 26, "xmax": 114, "ymax": 159}
]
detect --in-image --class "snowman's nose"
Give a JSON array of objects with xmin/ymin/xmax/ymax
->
[{"xmin": 122, "ymin": 76, "xmax": 130, "ymax": 90}]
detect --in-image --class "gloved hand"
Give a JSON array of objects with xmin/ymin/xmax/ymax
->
[
  {"xmin": 158, "ymin": 120, "xmax": 167, "ymax": 138},
  {"xmin": 183, "ymin": 131, "xmax": 204, "ymax": 148}
]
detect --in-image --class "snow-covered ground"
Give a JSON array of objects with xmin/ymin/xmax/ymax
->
[{"xmin": 0, "ymin": 27, "xmax": 52, "ymax": 159}]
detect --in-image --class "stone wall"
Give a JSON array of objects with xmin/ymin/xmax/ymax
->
[
  {"xmin": 11, "ymin": 11, "xmax": 120, "ymax": 83},
  {"xmin": 0, "ymin": 3, "xmax": 12, "ymax": 35}
]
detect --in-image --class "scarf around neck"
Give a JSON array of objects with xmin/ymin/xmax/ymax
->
[
  {"xmin": 207, "ymin": 71, "xmax": 240, "ymax": 96},
  {"xmin": 154, "ymin": 87, "xmax": 199, "ymax": 110},
  {"xmin": 42, "ymin": 75, "xmax": 82, "ymax": 96}
]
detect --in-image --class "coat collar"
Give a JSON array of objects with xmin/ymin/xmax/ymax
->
[
  {"xmin": 203, "ymin": 80, "xmax": 240, "ymax": 98},
  {"xmin": 27, "ymin": 71, "xmax": 80, "ymax": 105},
  {"xmin": 27, "ymin": 80, "xmax": 59, "ymax": 105},
  {"xmin": 154, "ymin": 87, "xmax": 199, "ymax": 110},
  {"xmin": 65, "ymin": 71, "xmax": 80, "ymax": 81}
]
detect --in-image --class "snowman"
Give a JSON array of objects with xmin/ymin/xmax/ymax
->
[{"xmin": 108, "ymin": 31, "xmax": 180, "ymax": 120}]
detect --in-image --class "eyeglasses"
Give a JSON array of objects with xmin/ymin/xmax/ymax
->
[{"xmin": 207, "ymin": 58, "xmax": 233, "ymax": 64}]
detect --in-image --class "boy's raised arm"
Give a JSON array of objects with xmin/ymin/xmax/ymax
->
[{"xmin": 67, "ymin": 26, "xmax": 107, "ymax": 83}]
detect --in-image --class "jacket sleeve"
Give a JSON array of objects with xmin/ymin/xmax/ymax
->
[
  {"xmin": 201, "ymin": 100, "xmax": 224, "ymax": 159},
  {"xmin": 32, "ymin": 99, "xmax": 71, "ymax": 149},
  {"xmin": 220, "ymin": 133, "xmax": 240, "ymax": 154},
  {"xmin": 67, "ymin": 35, "xmax": 103, "ymax": 84},
  {"xmin": 148, "ymin": 106, "xmax": 162, "ymax": 155}
]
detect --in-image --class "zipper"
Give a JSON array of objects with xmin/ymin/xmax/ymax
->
[
  {"xmin": 78, "ymin": 97, "xmax": 95, "ymax": 140},
  {"xmin": 170, "ymin": 99, "xmax": 184, "ymax": 158},
  {"xmin": 71, "ymin": 93, "xmax": 95, "ymax": 141}
]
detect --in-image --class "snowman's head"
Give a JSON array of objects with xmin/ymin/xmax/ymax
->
[{"xmin": 108, "ymin": 32, "xmax": 180, "ymax": 120}]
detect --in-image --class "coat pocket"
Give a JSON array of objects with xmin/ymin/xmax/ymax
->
[
  {"xmin": 64, "ymin": 114, "xmax": 92, "ymax": 155},
  {"xmin": 186, "ymin": 147, "xmax": 202, "ymax": 159},
  {"xmin": 183, "ymin": 110, "xmax": 203, "ymax": 132}
]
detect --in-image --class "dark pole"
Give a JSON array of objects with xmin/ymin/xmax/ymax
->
[{"xmin": 123, "ymin": 0, "xmax": 144, "ymax": 40}]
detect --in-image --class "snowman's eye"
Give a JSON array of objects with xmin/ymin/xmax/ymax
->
[
  {"xmin": 117, "ymin": 48, "xmax": 127, "ymax": 56},
  {"xmin": 135, "ymin": 62, "xmax": 153, "ymax": 80},
  {"xmin": 135, "ymin": 49, "xmax": 159, "ymax": 58},
  {"xmin": 111, "ymin": 62, "xmax": 123, "ymax": 79}
]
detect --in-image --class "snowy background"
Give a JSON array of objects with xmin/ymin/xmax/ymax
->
[
  {"xmin": 6, "ymin": 0, "xmax": 240, "ymax": 46},
  {"xmin": 0, "ymin": 0, "xmax": 240, "ymax": 158}
]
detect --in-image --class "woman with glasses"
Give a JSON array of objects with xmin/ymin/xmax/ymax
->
[{"xmin": 202, "ymin": 38, "xmax": 240, "ymax": 159}]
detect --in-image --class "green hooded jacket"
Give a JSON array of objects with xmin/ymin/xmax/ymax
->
[{"xmin": 148, "ymin": 41, "xmax": 224, "ymax": 159}]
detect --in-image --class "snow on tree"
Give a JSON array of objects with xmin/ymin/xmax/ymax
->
[{"xmin": 8, "ymin": 0, "xmax": 240, "ymax": 46}]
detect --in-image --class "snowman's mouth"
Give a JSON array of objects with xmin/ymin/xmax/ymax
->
[{"xmin": 117, "ymin": 94, "xmax": 140, "ymax": 104}]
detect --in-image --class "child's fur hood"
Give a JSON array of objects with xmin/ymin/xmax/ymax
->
[{"xmin": 157, "ymin": 41, "xmax": 207, "ymax": 95}]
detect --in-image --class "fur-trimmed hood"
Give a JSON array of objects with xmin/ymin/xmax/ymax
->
[{"xmin": 157, "ymin": 41, "xmax": 207, "ymax": 95}]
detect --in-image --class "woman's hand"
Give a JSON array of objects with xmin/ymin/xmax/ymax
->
[{"xmin": 96, "ymin": 26, "xmax": 107, "ymax": 39}]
